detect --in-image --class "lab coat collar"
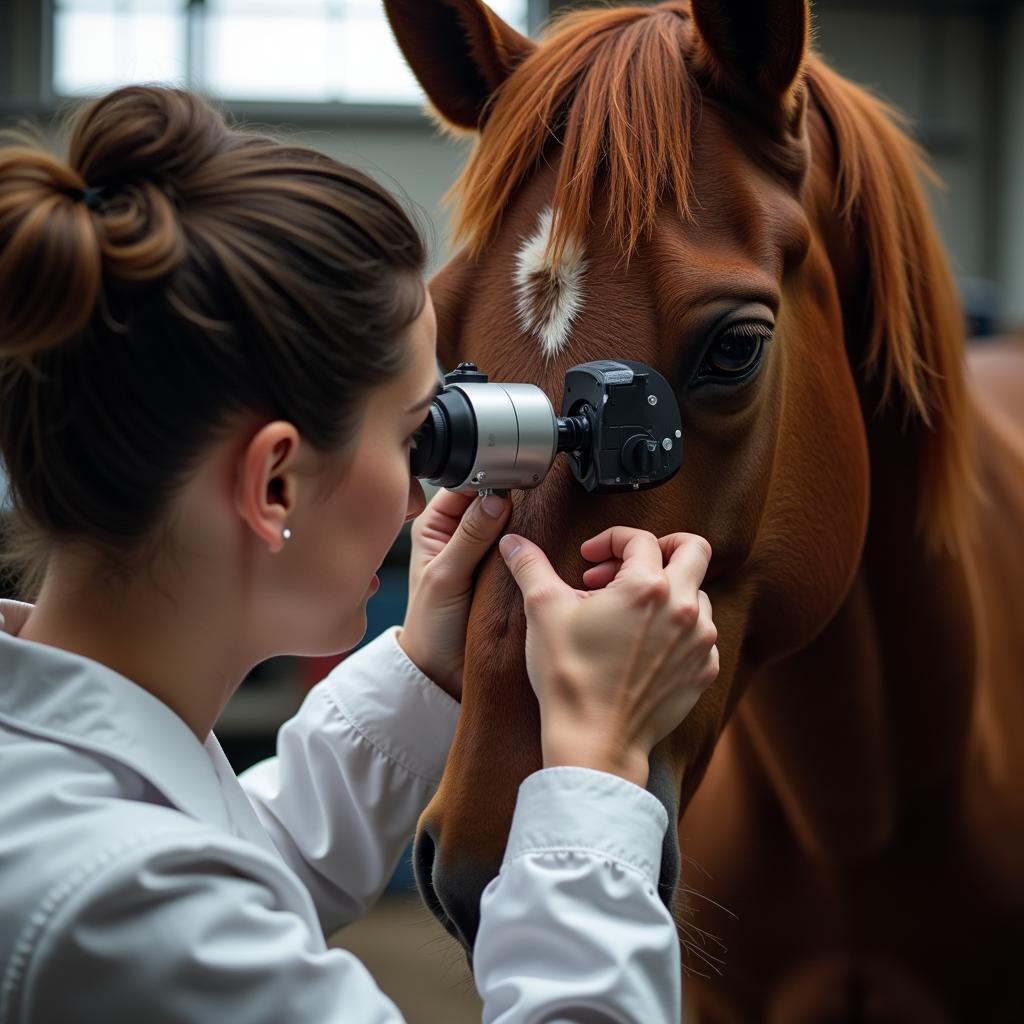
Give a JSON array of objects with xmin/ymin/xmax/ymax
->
[{"xmin": 0, "ymin": 630, "xmax": 235, "ymax": 833}]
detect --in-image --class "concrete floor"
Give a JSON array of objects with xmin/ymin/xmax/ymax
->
[
  {"xmin": 333, "ymin": 893, "xmax": 694, "ymax": 1021},
  {"xmin": 331, "ymin": 895, "xmax": 483, "ymax": 1022}
]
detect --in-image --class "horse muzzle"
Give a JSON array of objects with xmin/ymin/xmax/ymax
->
[
  {"xmin": 412, "ymin": 754, "xmax": 683, "ymax": 960},
  {"xmin": 412, "ymin": 815, "xmax": 495, "ymax": 956}
]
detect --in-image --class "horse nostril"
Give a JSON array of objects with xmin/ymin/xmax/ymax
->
[
  {"xmin": 413, "ymin": 823, "xmax": 444, "ymax": 921},
  {"xmin": 412, "ymin": 822, "xmax": 478, "ymax": 954}
]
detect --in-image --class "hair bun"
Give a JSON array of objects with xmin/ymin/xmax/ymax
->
[
  {"xmin": 70, "ymin": 86, "xmax": 229, "ymax": 194},
  {"xmin": 69, "ymin": 87, "xmax": 230, "ymax": 286},
  {"xmin": 0, "ymin": 88, "xmax": 226, "ymax": 356},
  {"xmin": 0, "ymin": 145, "xmax": 102, "ymax": 356}
]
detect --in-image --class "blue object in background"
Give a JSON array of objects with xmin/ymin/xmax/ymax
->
[
  {"xmin": 959, "ymin": 277, "xmax": 1001, "ymax": 340},
  {"xmin": 356, "ymin": 565, "xmax": 409, "ymax": 652}
]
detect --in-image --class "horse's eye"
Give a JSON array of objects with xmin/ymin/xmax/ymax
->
[{"xmin": 695, "ymin": 322, "xmax": 773, "ymax": 384}]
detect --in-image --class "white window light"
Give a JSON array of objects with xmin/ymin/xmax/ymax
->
[{"xmin": 53, "ymin": 0, "xmax": 533, "ymax": 104}]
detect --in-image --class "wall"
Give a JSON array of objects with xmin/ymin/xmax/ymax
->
[
  {"xmin": 997, "ymin": 3, "xmax": 1024, "ymax": 325},
  {"xmin": 286, "ymin": 120, "xmax": 470, "ymax": 275}
]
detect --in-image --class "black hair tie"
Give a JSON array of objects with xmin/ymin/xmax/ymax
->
[{"xmin": 69, "ymin": 185, "xmax": 106, "ymax": 210}]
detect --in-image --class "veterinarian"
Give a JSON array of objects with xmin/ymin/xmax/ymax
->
[{"xmin": 0, "ymin": 87, "xmax": 718, "ymax": 1023}]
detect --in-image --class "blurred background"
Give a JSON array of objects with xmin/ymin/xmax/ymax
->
[{"xmin": 1, "ymin": 2, "xmax": 1022, "ymax": 1020}]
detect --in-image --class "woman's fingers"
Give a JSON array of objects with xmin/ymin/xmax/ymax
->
[
  {"xmin": 500, "ymin": 535, "xmax": 573, "ymax": 610},
  {"xmin": 682, "ymin": 591, "xmax": 718, "ymax": 672},
  {"xmin": 414, "ymin": 487, "xmax": 476, "ymax": 532},
  {"xmin": 581, "ymin": 529, "xmax": 712, "ymax": 607},
  {"xmin": 581, "ymin": 558, "xmax": 622, "ymax": 590},
  {"xmin": 580, "ymin": 527, "xmax": 665, "ymax": 587},
  {"xmin": 0, "ymin": 599, "xmax": 33, "ymax": 636},
  {"xmin": 662, "ymin": 533, "xmax": 713, "ymax": 595},
  {"xmin": 696, "ymin": 590, "xmax": 717, "ymax": 649}
]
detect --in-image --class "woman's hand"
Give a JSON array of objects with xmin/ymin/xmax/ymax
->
[
  {"xmin": 499, "ymin": 527, "xmax": 718, "ymax": 789},
  {"xmin": 0, "ymin": 600, "xmax": 32, "ymax": 636},
  {"xmin": 398, "ymin": 488, "xmax": 511, "ymax": 700}
]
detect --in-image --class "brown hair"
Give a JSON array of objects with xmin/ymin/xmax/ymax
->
[{"xmin": 0, "ymin": 86, "xmax": 426, "ymax": 581}]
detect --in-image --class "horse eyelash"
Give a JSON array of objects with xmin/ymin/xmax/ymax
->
[{"xmin": 720, "ymin": 321, "xmax": 774, "ymax": 341}]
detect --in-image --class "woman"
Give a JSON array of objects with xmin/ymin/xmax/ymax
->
[{"xmin": 0, "ymin": 86, "xmax": 718, "ymax": 1023}]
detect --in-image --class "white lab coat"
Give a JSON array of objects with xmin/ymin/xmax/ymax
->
[{"xmin": 0, "ymin": 625, "xmax": 681, "ymax": 1023}]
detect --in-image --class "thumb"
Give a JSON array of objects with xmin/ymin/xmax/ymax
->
[
  {"xmin": 434, "ymin": 493, "xmax": 511, "ymax": 580},
  {"xmin": 499, "ymin": 535, "xmax": 565, "ymax": 602}
]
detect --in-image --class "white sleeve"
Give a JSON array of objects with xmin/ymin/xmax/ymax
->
[
  {"xmin": 14, "ymin": 784, "xmax": 676, "ymax": 1024},
  {"xmin": 474, "ymin": 767, "xmax": 682, "ymax": 1023},
  {"xmin": 16, "ymin": 833, "xmax": 406, "ymax": 1024},
  {"xmin": 239, "ymin": 627, "xmax": 460, "ymax": 935}
]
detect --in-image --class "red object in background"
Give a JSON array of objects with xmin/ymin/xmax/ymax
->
[{"xmin": 297, "ymin": 653, "xmax": 348, "ymax": 693}]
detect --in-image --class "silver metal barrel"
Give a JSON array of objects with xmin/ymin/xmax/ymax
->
[{"xmin": 450, "ymin": 382, "xmax": 557, "ymax": 491}]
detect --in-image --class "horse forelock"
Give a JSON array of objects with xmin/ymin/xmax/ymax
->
[{"xmin": 450, "ymin": 2, "xmax": 700, "ymax": 268}]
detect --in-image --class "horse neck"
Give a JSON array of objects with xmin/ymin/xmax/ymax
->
[{"xmin": 735, "ymin": 402, "xmax": 978, "ymax": 864}]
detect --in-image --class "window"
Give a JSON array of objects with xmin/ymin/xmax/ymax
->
[{"xmin": 52, "ymin": 0, "xmax": 534, "ymax": 104}]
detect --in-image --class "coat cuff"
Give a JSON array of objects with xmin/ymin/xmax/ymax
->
[
  {"xmin": 503, "ymin": 767, "xmax": 669, "ymax": 885},
  {"xmin": 322, "ymin": 626, "xmax": 460, "ymax": 785}
]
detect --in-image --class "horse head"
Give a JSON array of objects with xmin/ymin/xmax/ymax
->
[{"xmin": 384, "ymin": 0, "xmax": 968, "ymax": 953}]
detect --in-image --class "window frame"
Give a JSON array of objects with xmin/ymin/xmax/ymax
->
[{"xmin": 39, "ymin": 0, "xmax": 551, "ymax": 124}]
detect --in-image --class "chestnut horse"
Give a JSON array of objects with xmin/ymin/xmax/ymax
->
[{"xmin": 384, "ymin": 1, "xmax": 1024, "ymax": 1018}]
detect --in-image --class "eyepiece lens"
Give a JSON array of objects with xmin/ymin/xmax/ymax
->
[{"xmin": 410, "ymin": 403, "xmax": 448, "ymax": 480}]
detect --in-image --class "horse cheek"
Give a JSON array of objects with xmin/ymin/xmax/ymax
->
[
  {"xmin": 750, "ymin": 284, "xmax": 869, "ymax": 662},
  {"xmin": 428, "ymin": 550, "xmax": 541, "ymax": 883}
]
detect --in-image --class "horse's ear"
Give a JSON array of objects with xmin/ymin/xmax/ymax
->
[
  {"xmin": 691, "ymin": 0, "xmax": 809, "ymax": 130},
  {"xmin": 383, "ymin": 0, "xmax": 536, "ymax": 131}
]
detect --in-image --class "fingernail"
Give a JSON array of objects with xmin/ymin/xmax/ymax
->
[
  {"xmin": 499, "ymin": 535, "xmax": 522, "ymax": 560},
  {"xmin": 482, "ymin": 494, "xmax": 506, "ymax": 518}
]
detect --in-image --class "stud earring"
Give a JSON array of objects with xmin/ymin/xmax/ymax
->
[{"xmin": 282, "ymin": 528, "xmax": 293, "ymax": 542}]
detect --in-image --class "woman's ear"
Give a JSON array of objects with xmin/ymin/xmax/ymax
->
[
  {"xmin": 383, "ymin": 0, "xmax": 536, "ymax": 130},
  {"xmin": 234, "ymin": 422, "xmax": 301, "ymax": 553}
]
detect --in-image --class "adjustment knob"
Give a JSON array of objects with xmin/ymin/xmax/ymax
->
[
  {"xmin": 621, "ymin": 434, "xmax": 659, "ymax": 477},
  {"xmin": 444, "ymin": 362, "xmax": 489, "ymax": 385}
]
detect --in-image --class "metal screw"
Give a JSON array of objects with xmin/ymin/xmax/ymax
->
[
  {"xmin": 662, "ymin": 438, "xmax": 673, "ymax": 451},
  {"xmin": 473, "ymin": 471, "xmax": 487, "ymax": 484},
  {"xmin": 675, "ymin": 429, "xmax": 682, "ymax": 439},
  {"xmin": 647, "ymin": 395, "xmax": 658, "ymax": 406}
]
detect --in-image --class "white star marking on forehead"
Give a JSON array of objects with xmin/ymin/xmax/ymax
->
[{"xmin": 514, "ymin": 206, "xmax": 587, "ymax": 360}]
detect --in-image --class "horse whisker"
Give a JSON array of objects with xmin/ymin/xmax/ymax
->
[{"xmin": 677, "ymin": 885, "xmax": 739, "ymax": 919}]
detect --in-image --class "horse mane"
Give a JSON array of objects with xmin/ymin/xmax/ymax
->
[
  {"xmin": 449, "ymin": 2, "xmax": 971, "ymax": 552},
  {"xmin": 804, "ymin": 55, "xmax": 972, "ymax": 552}
]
